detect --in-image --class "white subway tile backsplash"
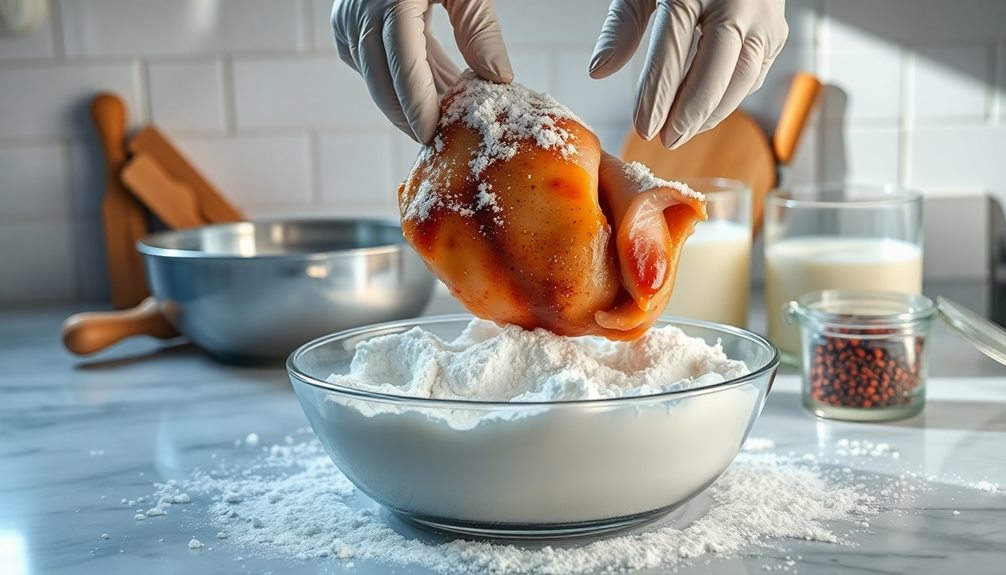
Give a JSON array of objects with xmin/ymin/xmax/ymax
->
[
  {"xmin": 820, "ymin": 126, "xmax": 900, "ymax": 184},
  {"xmin": 509, "ymin": 48, "xmax": 552, "ymax": 93},
  {"xmin": 922, "ymin": 191, "xmax": 990, "ymax": 280},
  {"xmin": 553, "ymin": 48, "xmax": 634, "ymax": 134},
  {"xmin": 0, "ymin": 220, "xmax": 76, "ymax": 304},
  {"xmin": 592, "ymin": 122, "xmax": 632, "ymax": 157},
  {"xmin": 787, "ymin": 121, "xmax": 820, "ymax": 187},
  {"xmin": 232, "ymin": 56, "xmax": 386, "ymax": 130},
  {"xmin": 910, "ymin": 126, "xmax": 1006, "ymax": 190},
  {"xmin": 823, "ymin": 48, "xmax": 902, "ymax": 124},
  {"xmin": 399, "ymin": 0, "xmax": 609, "ymax": 53},
  {"xmin": 237, "ymin": 204, "xmax": 335, "ymax": 220},
  {"xmin": 495, "ymin": 0, "xmax": 609, "ymax": 48},
  {"xmin": 782, "ymin": 0, "xmax": 818, "ymax": 43},
  {"xmin": 425, "ymin": 10, "xmax": 552, "ymax": 92},
  {"xmin": 318, "ymin": 132, "xmax": 396, "ymax": 213},
  {"xmin": 68, "ymin": 141, "xmax": 105, "ymax": 218},
  {"xmin": 234, "ymin": 202, "xmax": 398, "ymax": 221},
  {"xmin": 742, "ymin": 0, "xmax": 819, "ymax": 134},
  {"xmin": 311, "ymin": 0, "xmax": 335, "ymax": 51},
  {"xmin": 0, "ymin": 144, "xmax": 68, "ymax": 218},
  {"xmin": 364, "ymin": 3, "xmax": 552, "ymax": 94},
  {"xmin": 912, "ymin": 46, "xmax": 990, "ymax": 122},
  {"xmin": 824, "ymin": 11, "xmax": 898, "ymax": 57},
  {"xmin": 0, "ymin": 63, "xmax": 140, "ymax": 139},
  {"xmin": 148, "ymin": 61, "xmax": 226, "ymax": 133},
  {"xmin": 73, "ymin": 218, "xmax": 109, "ymax": 303},
  {"xmin": 389, "ymin": 129, "xmax": 422, "ymax": 186},
  {"xmin": 59, "ymin": 0, "xmax": 305, "ymax": 57},
  {"xmin": 825, "ymin": 0, "xmax": 1006, "ymax": 44},
  {"xmin": 997, "ymin": 42, "xmax": 1005, "ymax": 122},
  {"xmin": 171, "ymin": 134, "xmax": 312, "ymax": 211},
  {"xmin": 0, "ymin": 0, "xmax": 55, "ymax": 60}
]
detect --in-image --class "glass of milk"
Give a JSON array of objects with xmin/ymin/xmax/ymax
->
[
  {"xmin": 664, "ymin": 178, "xmax": 752, "ymax": 327},
  {"xmin": 764, "ymin": 184, "xmax": 923, "ymax": 361}
]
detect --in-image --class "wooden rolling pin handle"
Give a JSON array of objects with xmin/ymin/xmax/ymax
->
[
  {"xmin": 62, "ymin": 297, "xmax": 180, "ymax": 356},
  {"xmin": 92, "ymin": 92, "xmax": 150, "ymax": 309},
  {"xmin": 91, "ymin": 93, "xmax": 127, "ymax": 166}
]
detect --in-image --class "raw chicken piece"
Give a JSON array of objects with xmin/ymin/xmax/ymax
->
[{"xmin": 399, "ymin": 72, "xmax": 707, "ymax": 340}]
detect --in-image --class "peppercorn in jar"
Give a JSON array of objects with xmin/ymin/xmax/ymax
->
[{"xmin": 785, "ymin": 290, "xmax": 936, "ymax": 422}]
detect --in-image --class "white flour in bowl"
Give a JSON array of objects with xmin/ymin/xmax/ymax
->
[
  {"xmin": 326, "ymin": 318, "xmax": 749, "ymax": 423},
  {"xmin": 300, "ymin": 319, "xmax": 763, "ymax": 526}
]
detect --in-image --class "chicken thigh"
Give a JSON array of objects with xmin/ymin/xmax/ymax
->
[{"xmin": 399, "ymin": 72, "xmax": 707, "ymax": 340}]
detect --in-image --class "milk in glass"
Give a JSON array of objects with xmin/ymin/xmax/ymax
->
[
  {"xmin": 665, "ymin": 220, "xmax": 751, "ymax": 327},
  {"xmin": 764, "ymin": 236, "xmax": 923, "ymax": 356}
]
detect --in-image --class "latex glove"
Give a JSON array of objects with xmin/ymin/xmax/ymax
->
[
  {"xmin": 590, "ymin": 0, "xmax": 788, "ymax": 148},
  {"xmin": 332, "ymin": 0, "xmax": 513, "ymax": 144}
]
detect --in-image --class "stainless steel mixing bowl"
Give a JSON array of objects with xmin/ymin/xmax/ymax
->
[{"xmin": 137, "ymin": 219, "xmax": 435, "ymax": 363}]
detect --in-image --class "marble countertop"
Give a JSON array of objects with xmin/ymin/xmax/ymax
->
[{"xmin": 2, "ymin": 286, "xmax": 1005, "ymax": 574}]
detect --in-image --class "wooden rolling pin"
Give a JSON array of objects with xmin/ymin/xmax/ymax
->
[
  {"xmin": 62, "ymin": 297, "xmax": 180, "ymax": 355},
  {"xmin": 93, "ymin": 93, "xmax": 149, "ymax": 308},
  {"xmin": 65, "ymin": 107, "xmax": 246, "ymax": 357}
]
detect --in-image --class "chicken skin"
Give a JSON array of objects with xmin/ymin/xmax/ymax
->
[{"xmin": 399, "ymin": 72, "xmax": 706, "ymax": 340}]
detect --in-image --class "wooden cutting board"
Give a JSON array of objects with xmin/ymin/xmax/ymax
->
[
  {"xmin": 121, "ymin": 153, "xmax": 206, "ymax": 229},
  {"xmin": 622, "ymin": 109, "xmax": 776, "ymax": 232},
  {"xmin": 621, "ymin": 72, "xmax": 822, "ymax": 234},
  {"xmin": 128, "ymin": 127, "xmax": 244, "ymax": 224}
]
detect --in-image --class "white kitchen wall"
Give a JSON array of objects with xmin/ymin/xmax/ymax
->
[{"xmin": 0, "ymin": 0, "xmax": 1003, "ymax": 305}]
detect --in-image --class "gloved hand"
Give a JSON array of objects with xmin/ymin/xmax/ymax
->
[
  {"xmin": 590, "ymin": 0, "xmax": 788, "ymax": 148},
  {"xmin": 332, "ymin": 0, "xmax": 513, "ymax": 144}
]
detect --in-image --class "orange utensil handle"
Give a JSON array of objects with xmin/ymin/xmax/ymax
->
[
  {"xmin": 92, "ymin": 94, "xmax": 127, "ymax": 165},
  {"xmin": 62, "ymin": 297, "xmax": 180, "ymax": 356},
  {"xmin": 773, "ymin": 72, "xmax": 822, "ymax": 166}
]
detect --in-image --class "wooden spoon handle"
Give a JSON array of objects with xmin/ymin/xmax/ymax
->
[
  {"xmin": 773, "ymin": 72, "xmax": 822, "ymax": 166},
  {"xmin": 62, "ymin": 297, "xmax": 180, "ymax": 356}
]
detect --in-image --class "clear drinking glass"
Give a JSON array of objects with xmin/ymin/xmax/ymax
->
[
  {"xmin": 764, "ymin": 184, "xmax": 923, "ymax": 362},
  {"xmin": 664, "ymin": 178, "xmax": 752, "ymax": 327}
]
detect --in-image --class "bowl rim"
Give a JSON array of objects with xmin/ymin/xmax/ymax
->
[
  {"xmin": 286, "ymin": 314, "xmax": 780, "ymax": 408},
  {"xmin": 137, "ymin": 217, "xmax": 407, "ymax": 260}
]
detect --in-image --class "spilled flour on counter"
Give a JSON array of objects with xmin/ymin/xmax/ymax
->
[{"xmin": 139, "ymin": 434, "xmax": 888, "ymax": 573}]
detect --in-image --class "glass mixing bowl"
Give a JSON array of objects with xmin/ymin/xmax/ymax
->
[{"xmin": 287, "ymin": 315, "xmax": 779, "ymax": 539}]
